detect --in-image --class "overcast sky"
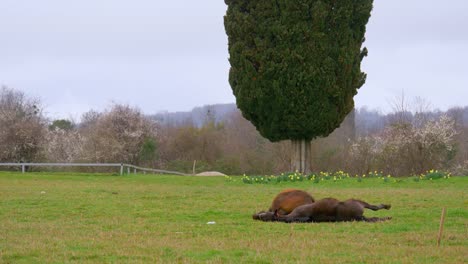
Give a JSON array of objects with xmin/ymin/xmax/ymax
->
[{"xmin": 1, "ymin": 0, "xmax": 467, "ymax": 120}]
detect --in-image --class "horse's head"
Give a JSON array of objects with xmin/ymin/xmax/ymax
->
[{"xmin": 252, "ymin": 211, "xmax": 276, "ymax": 221}]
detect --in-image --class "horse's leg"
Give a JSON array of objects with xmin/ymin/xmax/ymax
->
[
  {"xmin": 275, "ymin": 214, "xmax": 311, "ymax": 223},
  {"xmin": 288, "ymin": 217, "xmax": 310, "ymax": 223},
  {"xmin": 275, "ymin": 208, "xmax": 288, "ymax": 215},
  {"xmin": 274, "ymin": 215, "xmax": 294, "ymax": 223},
  {"xmin": 354, "ymin": 200, "xmax": 391, "ymax": 211},
  {"xmin": 312, "ymin": 215, "xmax": 338, "ymax": 222}
]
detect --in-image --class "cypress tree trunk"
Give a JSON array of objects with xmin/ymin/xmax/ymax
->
[{"xmin": 291, "ymin": 139, "xmax": 311, "ymax": 174}]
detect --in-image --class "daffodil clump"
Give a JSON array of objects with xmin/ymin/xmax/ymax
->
[
  {"xmin": 224, "ymin": 175, "xmax": 235, "ymax": 182},
  {"xmin": 239, "ymin": 174, "xmax": 277, "ymax": 184},
  {"xmin": 418, "ymin": 169, "xmax": 451, "ymax": 181},
  {"xmin": 234, "ymin": 170, "xmax": 356, "ymax": 184},
  {"xmin": 226, "ymin": 169, "xmax": 452, "ymax": 184}
]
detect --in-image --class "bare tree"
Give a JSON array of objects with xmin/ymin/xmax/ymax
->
[
  {"xmin": 412, "ymin": 96, "xmax": 433, "ymax": 127},
  {"xmin": 388, "ymin": 91, "xmax": 413, "ymax": 125},
  {"xmin": 0, "ymin": 86, "xmax": 46, "ymax": 163}
]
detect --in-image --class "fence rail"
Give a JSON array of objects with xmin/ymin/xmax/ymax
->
[
  {"xmin": 123, "ymin": 164, "xmax": 188, "ymax": 176},
  {"xmin": 0, "ymin": 163, "xmax": 188, "ymax": 176}
]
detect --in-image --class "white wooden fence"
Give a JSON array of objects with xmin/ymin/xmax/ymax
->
[{"xmin": 0, "ymin": 163, "xmax": 188, "ymax": 176}]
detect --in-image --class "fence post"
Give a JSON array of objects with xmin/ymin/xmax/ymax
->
[
  {"xmin": 120, "ymin": 164, "xmax": 123, "ymax": 176},
  {"xmin": 134, "ymin": 168, "xmax": 137, "ymax": 175},
  {"xmin": 22, "ymin": 164, "xmax": 25, "ymax": 174},
  {"xmin": 437, "ymin": 207, "xmax": 447, "ymax": 247},
  {"xmin": 127, "ymin": 167, "xmax": 130, "ymax": 175}
]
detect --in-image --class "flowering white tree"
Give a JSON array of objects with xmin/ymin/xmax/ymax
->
[
  {"xmin": 350, "ymin": 115, "xmax": 457, "ymax": 176},
  {"xmin": 412, "ymin": 115, "xmax": 457, "ymax": 171},
  {"xmin": 44, "ymin": 127, "xmax": 84, "ymax": 162},
  {"xmin": 79, "ymin": 104, "xmax": 158, "ymax": 164}
]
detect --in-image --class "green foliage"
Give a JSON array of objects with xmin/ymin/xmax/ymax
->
[
  {"xmin": 49, "ymin": 119, "xmax": 74, "ymax": 130},
  {"xmin": 139, "ymin": 137, "xmax": 158, "ymax": 162},
  {"xmin": 224, "ymin": 0, "xmax": 373, "ymax": 141}
]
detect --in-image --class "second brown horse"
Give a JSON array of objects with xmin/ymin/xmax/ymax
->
[{"xmin": 253, "ymin": 189, "xmax": 315, "ymax": 221}]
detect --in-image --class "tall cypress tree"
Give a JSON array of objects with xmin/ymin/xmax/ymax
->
[{"xmin": 224, "ymin": 0, "xmax": 373, "ymax": 173}]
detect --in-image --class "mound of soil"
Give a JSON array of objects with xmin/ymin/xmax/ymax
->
[{"xmin": 195, "ymin": 171, "xmax": 227, "ymax": 176}]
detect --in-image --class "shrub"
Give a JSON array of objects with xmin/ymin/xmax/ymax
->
[
  {"xmin": 350, "ymin": 115, "xmax": 457, "ymax": 176},
  {"xmin": 0, "ymin": 87, "xmax": 46, "ymax": 163}
]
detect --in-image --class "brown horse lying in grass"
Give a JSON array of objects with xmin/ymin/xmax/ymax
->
[
  {"xmin": 252, "ymin": 189, "xmax": 315, "ymax": 221},
  {"xmin": 254, "ymin": 197, "xmax": 391, "ymax": 223}
]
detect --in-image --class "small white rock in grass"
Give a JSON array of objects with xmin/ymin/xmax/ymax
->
[
  {"xmin": 40, "ymin": 191, "xmax": 46, "ymax": 194},
  {"xmin": 206, "ymin": 221, "xmax": 216, "ymax": 225}
]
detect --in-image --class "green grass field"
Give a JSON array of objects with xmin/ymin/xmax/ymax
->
[{"xmin": 0, "ymin": 172, "xmax": 466, "ymax": 263}]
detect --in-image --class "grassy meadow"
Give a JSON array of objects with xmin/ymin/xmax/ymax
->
[{"xmin": 0, "ymin": 172, "xmax": 466, "ymax": 263}]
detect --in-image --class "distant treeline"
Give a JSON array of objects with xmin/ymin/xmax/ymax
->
[
  {"xmin": 153, "ymin": 102, "xmax": 468, "ymax": 137},
  {"xmin": 1, "ymin": 86, "xmax": 467, "ymax": 176}
]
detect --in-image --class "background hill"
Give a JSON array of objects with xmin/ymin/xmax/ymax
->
[{"xmin": 152, "ymin": 104, "xmax": 238, "ymax": 128}]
